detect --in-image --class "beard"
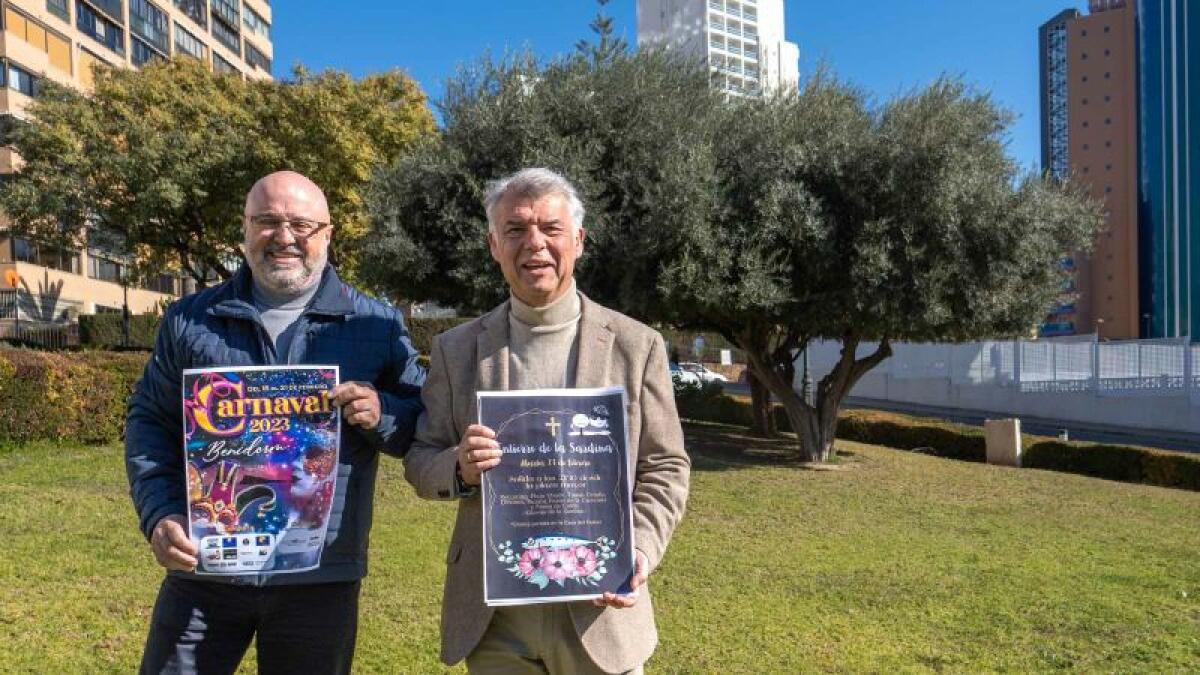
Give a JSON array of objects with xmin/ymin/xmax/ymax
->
[{"xmin": 249, "ymin": 243, "xmax": 326, "ymax": 295}]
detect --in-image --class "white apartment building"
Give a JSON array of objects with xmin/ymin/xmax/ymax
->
[{"xmin": 637, "ymin": 0, "xmax": 799, "ymax": 96}]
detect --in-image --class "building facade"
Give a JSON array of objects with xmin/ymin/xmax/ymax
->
[
  {"xmin": 1038, "ymin": 0, "xmax": 1140, "ymax": 340},
  {"xmin": 0, "ymin": 0, "xmax": 273, "ymax": 318},
  {"xmin": 637, "ymin": 0, "xmax": 798, "ymax": 97},
  {"xmin": 1137, "ymin": 0, "xmax": 1200, "ymax": 339}
]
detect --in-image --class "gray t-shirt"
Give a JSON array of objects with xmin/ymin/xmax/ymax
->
[{"xmin": 251, "ymin": 278, "xmax": 320, "ymax": 362}]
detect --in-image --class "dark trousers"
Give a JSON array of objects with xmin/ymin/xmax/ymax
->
[{"xmin": 140, "ymin": 576, "xmax": 361, "ymax": 675}]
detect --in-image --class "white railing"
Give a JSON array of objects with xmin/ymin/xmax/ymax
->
[{"xmin": 800, "ymin": 334, "xmax": 1200, "ymax": 399}]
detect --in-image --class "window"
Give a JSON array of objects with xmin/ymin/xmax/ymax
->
[
  {"xmin": 13, "ymin": 238, "xmax": 80, "ymax": 273},
  {"xmin": 76, "ymin": 1, "xmax": 125, "ymax": 56},
  {"xmin": 88, "ymin": 253, "xmax": 123, "ymax": 283},
  {"xmin": 242, "ymin": 5, "xmax": 269, "ymax": 39},
  {"xmin": 7, "ymin": 62, "xmax": 39, "ymax": 97},
  {"xmin": 5, "ymin": 7, "xmax": 72, "ymax": 73},
  {"xmin": 143, "ymin": 274, "xmax": 177, "ymax": 294},
  {"xmin": 131, "ymin": 36, "xmax": 163, "ymax": 66},
  {"xmin": 130, "ymin": 0, "xmax": 169, "ymax": 53},
  {"xmin": 173, "ymin": 0, "xmax": 205, "ymax": 29},
  {"xmin": 210, "ymin": 12, "xmax": 240, "ymax": 53},
  {"xmin": 213, "ymin": 51, "xmax": 239, "ymax": 75},
  {"xmin": 211, "ymin": 0, "xmax": 239, "ymax": 27},
  {"xmin": 174, "ymin": 21, "xmax": 206, "ymax": 59},
  {"xmin": 46, "ymin": 0, "xmax": 69, "ymax": 21},
  {"xmin": 244, "ymin": 41, "xmax": 270, "ymax": 72}
]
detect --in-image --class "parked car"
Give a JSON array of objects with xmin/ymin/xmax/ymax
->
[
  {"xmin": 669, "ymin": 361, "xmax": 701, "ymax": 386},
  {"xmin": 679, "ymin": 362, "xmax": 728, "ymax": 384}
]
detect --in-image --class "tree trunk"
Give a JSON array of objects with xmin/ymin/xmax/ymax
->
[
  {"xmin": 747, "ymin": 371, "xmax": 777, "ymax": 438},
  {"xmin": 745, "ymin": 336, "xmax": 892, "ymax": 463}
]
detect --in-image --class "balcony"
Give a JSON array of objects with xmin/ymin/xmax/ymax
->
[
  {"xmin": 82, "ymin": 0, "xmax": 124, "ymax": 24},
  {"xmin": 130, "ymin": 6, "xmax": 169, "ymax": 53},
  {"xmin": 210, "ymin": 14, "xmax": 240, "ymax": 53},
  {"xmin": 212, "ymin": 0, "xmax": 239, "ymax": 28},
  {"xmin": 244, "ymin": 41, "xmax": 270, "ymax": 72},
  {"xmin": 173, "ymin": 0, "xmax": 205, "ymax": 29}
]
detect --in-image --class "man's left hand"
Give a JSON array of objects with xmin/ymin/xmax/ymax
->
[
  {"xmin": 328, "ymin": 382, "xmax": 381, "ymax": 429},
  {"xmin": 592, "ymin": 549, "xmax": 649, "ymax": 609}
]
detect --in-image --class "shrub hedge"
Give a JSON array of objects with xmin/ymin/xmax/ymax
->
[
  {"xmin": 837, "ymin": 410, "xmax": 988, "ymax": 462},
  {"xmin": 79, "ymin": 313, "xmax": 162, "ymax": 350},
  {"xmin": 0, "ymin": 347, "xmax": 147, "ymax": 445},
  {"xmin": 677, "ymin": 392, "xmax": 1200, "ymax": 491}
]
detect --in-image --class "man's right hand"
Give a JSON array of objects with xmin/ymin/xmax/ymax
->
[
  {"xmin": 150, "ymin": 514, "xmax": 198, "ymax": 572},
  {"xmin": 456, "ymin": 424, "xmax": 501, "ymax": 486}
]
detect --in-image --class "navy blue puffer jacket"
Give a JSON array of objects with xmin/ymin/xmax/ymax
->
[{"xmin": 125, "ymin": 264, "xmax": 424, "ymax": 586}]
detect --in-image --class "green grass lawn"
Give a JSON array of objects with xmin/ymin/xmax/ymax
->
[{"xmin": 1, "ymin": 424, "xmax": 1198, "ymax": 673}]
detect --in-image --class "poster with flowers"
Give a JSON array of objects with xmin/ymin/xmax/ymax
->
[
  {"xmin": 479, "ymin": 386, "xmax": 635, "ymax": 606},
  {"xmin": 182, "ymin": 365, "xmax": 340, "ymax": 575}
]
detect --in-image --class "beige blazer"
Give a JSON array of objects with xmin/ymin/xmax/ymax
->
[{"xmin": 404, "ymin": 294, "xmax": 690, "ymax": 673}]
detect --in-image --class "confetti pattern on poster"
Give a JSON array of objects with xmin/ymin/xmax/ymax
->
[{"xmin": 182, "ymin": 365, "xmax": 340, "ymax": 575}]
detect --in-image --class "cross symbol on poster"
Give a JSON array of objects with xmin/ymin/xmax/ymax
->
[{"xmin": 545, "ymin": 416, "xmax": 561, "ymax": 436}]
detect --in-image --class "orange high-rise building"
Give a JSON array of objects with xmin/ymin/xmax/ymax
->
[
  {"xmin": 0, "ymin": 0, "xmax": 273, "ymax": 318},
  {"xmin": 1039, "ymin": 0, "xmax": 1139, "ymax": 339}
]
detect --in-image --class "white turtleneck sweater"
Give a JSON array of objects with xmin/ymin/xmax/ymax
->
[{"xmin": 507, "ymin": 281, "xmax": 582, "ymax": 389}]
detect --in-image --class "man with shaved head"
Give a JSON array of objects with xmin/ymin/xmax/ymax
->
[{"xmin": 125, "ymin": 171, "xmax": 424, "ymax": 674}]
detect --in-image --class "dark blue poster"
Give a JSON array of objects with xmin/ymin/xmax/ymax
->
[{"xmin": 479, "ymin": 386, "xmax": 635, "ymax": 606}]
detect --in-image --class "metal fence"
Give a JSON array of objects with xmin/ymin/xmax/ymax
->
[
  {"xmin": 0, "ymin": 289, "xmax": 82, "ymax": 349},
  {"xmin": 0, "ymin": 321, "xmax": 80, "ymax": 349},
  {"xmin": 803, "ymin": 334, "xmax": 1200, "ymax": 399}
]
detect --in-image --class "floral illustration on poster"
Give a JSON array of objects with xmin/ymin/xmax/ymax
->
[{"xmin": 182, "ymin": 365, "xmax": 340, "ymax": 575}]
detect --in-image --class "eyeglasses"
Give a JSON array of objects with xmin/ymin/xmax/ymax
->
[{"xmin": 248, "ymin": 214, "xmax": 330, "ymax": 240}]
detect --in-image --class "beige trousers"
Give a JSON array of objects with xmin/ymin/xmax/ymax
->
[{"xmin": 466, "ymin": 604, "xmax": 644, "ymax": 675}]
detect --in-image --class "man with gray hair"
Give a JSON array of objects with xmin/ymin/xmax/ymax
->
[{"xmin": 404, "ymin": 167, "xmax": 690, "ymax": 673}]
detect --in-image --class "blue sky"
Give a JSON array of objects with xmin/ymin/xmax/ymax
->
[{"xmin": 273, "ymin": 1, "xmax": 1092, "ymax": 171}]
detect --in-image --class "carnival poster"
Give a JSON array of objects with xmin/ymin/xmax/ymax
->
[
  {"xmin": 182, "ymin": 365, "xmax": 340, "ymax": 575},
  {"xmin": 479, "ymin": 386, "xmax": 635, "ymax": 606}
]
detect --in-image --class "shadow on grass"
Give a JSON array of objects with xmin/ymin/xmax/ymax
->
[{"xmin": 683, "ymin": 421, "xmax": 812, "ymax": 472}]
